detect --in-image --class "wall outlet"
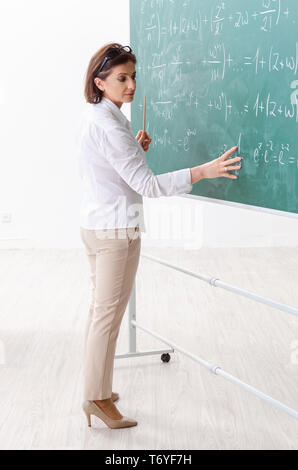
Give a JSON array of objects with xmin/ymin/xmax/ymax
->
[{"xmin": 1, "ymin": 213, "xmax": 12, "ymax": 223}]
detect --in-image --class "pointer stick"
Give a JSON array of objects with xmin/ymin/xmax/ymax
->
[{"xmin": 143, "ymin": 96, "xmax": 146, "ymax": 132}]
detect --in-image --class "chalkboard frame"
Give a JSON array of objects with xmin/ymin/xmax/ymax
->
[{"xmin": 182, "ymin": 194, "xmax": 298, "ymax": 220}]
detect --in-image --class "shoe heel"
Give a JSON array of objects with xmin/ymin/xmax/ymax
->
[
  {"xmin": 86, "ymin": 413, "xmax": 91, "ymax": 427},
  {"xmin": 82, "ymin": 401, "xmax": 92, "ymax": 427},
  {"xmin": 84, "ymin": 410, "xmax": 91, "ymax": 427}
]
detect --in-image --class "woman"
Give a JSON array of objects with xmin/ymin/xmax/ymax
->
[{"xmin": 79, "ymin": 42, "xmax": 242, "ymax": 429}]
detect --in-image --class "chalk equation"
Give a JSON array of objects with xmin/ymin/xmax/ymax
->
[
  {"xmin": 151, "ymin": 127, "xmax": 197, "ymax": 152},
  {"xmin": 207, "ymin": 90, "xmax": 298, "ymax": 122},
  {"xmin": 141, "ymin": 0, "xmax": 290, "ymax": 46},
  {"xmin": 253, "ymin": 140, "xmax": 298, "ymax": 166},
  {"xmin": 201, "ymin": 41, "xmax": 298, "ymax": 82}
]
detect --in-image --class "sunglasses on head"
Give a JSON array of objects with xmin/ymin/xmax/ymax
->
[{"xmin": 96, "ymin": 46, "xmax": 133, "ymax": 75}]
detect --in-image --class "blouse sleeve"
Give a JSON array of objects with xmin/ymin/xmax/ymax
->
[{"xmin": 95, "ymin": 123, "xmax": 193, "ymax": 198}]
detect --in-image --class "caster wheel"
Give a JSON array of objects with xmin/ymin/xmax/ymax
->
[{"xmin": 161, "ymin": 353, "xmax": 171, "ymax": 363}]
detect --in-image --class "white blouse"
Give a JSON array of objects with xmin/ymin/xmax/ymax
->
[{"xmin": 77, "ymin": 96, "xmax": 193, "ymax": 231}]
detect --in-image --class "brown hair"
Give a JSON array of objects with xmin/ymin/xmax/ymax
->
[{"xmin": 84, "ymin": 42, "xmax": 137, "ymax": 104}]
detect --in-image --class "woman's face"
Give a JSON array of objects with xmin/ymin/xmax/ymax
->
[{"xmin": 94, "ymin": 61, "xmax": 136, "ymax": 109}]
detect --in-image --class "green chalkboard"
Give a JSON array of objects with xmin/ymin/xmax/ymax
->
[{"xmin": 130, "ymin": 0, "xmax": 298, "ymax": 215}]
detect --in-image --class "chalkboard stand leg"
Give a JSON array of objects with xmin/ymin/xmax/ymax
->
[{"xmin": 115, "ymin": 280, "xmax": 174, "ymax": 361}]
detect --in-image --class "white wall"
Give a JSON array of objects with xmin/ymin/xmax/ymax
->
[{"xmin": 0, "ymin": 0, "xmax": 297, "ymax": 250}]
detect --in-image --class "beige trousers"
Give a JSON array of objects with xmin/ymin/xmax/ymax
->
[{"xmin": 80, "ymin": 226, "xmax": 141, "ymax": 400}]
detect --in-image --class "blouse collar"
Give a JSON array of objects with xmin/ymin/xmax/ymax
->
[{"xmin": 101, "ymin": 96, "xmax": 128, "ymax": 126}]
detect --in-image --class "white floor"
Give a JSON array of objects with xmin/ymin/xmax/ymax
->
[{"xmin": 0, "ymin": 246, "xmax": 297, "ymax": 450}]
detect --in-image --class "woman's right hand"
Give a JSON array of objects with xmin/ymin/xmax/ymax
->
[
  {"xmin": 136, "ymin": 130, "xmax": 152, "ymax": 152},
  {"xmin": 191, "ymin": 146, "xmax": 242, "ymax": 184}
]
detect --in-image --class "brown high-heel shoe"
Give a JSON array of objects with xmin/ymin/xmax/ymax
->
[
  {"xmin": 82, "ymin": 400, "xmax": 138, "ymax": 429},
  {"xmin": 111, "ymin": 392, "xmax": 119, "ymax": 402}
]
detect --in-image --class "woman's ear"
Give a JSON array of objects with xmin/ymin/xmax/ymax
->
[{"xmin": 94, "ymin": 78, "xmax": 104, "ymax": 91}]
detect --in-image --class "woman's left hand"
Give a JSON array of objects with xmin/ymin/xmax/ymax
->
[{"xmin": 136, "ymin": 130, "xmax": 152, "ymax": 152}]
